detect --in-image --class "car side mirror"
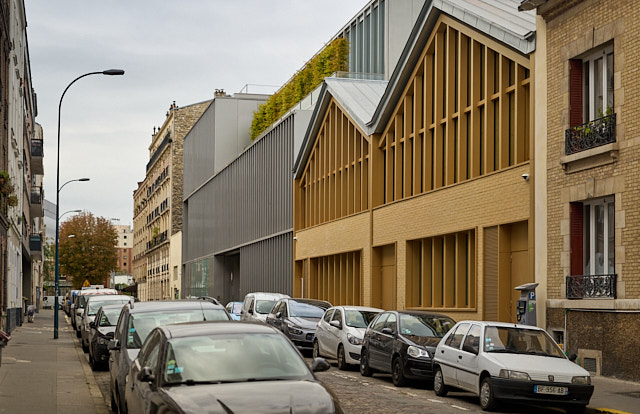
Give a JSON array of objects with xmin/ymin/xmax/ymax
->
[
  {"xmin": 137, "ymin": 366, "xmax": 155, "ymax": 383},
  {"xmin": 462, "ymin": 343, "xmax": 479, "ymax": 355},
  {"xmin": 311, "ymin": 357, "xmax": 331, "ymax": 373},
  {"xmin": 248, "ymin": 308, "xmax": 254, "ymax": 315},
  {"xmin": 108, "ymin": 339, "xmax": 120, "ymax": 351},
  {"xmin": 381, "ymin": 327, "xmax": 394, "ymax": 335},
  {"xmin": 329, "ymin": 320, "xmax": 342, "ymax": 330},
  {"xmin": 276, "ymin": 312, "xmax": 282, "ymax": 319},
  {"xmin": 568, "ymin": 353, "xmax": 578, "ymax": 362},
  {"xmin": 89, "ymin": 321, "xmax": 95, "ymax": 329}
]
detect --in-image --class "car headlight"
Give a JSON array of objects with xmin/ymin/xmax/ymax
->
[
  {"xmin": 498, "ymin": 369, "xmax": 531, "ymax": 381},
  {"xmin": 572, "ymin": 376, "xmax": 591, "ymax": 385},
  {"xmin": 347, "ymin": 333, "xmax": 363, "ymax": 345},
  {"xmin": 287, "ymin": 325, "xmax": 303, "ymax": 335},
  {"xmin": 407, "ymin": 345, "xmax": 430, "ymax": 358}
]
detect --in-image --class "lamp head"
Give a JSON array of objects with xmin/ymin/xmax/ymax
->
[
  {"xmin": 102, "ymin": 69, "xmax": 125, "ymax": 76},
  {"xmin": 78, "ymin": 178, "xmax": 90, "ymax": 182}
]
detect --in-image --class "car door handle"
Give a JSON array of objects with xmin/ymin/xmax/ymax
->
[
  {"xmin": 458, "ymin": 355, "xmax": 463, "ymax": 360},
  {"xmin": 441, "ymin": 350, "xmax": 444, "ymax": 354}
]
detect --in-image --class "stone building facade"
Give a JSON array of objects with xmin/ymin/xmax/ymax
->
[
  {"xmin": 522, "ymin": 0, "xmax": 640, "ymax": 381},
  {"xmin": 132, "ymin": 101, "xmax": 210, "ymax": 301}
]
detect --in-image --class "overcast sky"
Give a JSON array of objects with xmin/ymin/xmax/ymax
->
[{"xmin": 27, "ymin": 0, "xmax": 365, "ymax": 227}]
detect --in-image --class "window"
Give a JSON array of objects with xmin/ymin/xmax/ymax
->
[
  {"xmin": 570, "ymin": 45, "xmax": 614, "ymax": 127},
  {"xmin": 462, "ymin": 324, "xmax": 481, "ymax": 354},
  {"xmin": 570, "ymin": 197, "xmax": 615, "ymax": 276},
  {"xmin": 445, "ymin": 323, "xmax": 470, "ymax": 349},
  {"xmin": 371, "ymin": 313, "xmax": 389, "ymax": 332},
  {"xmin": 331, "ymin": 309, "xmax": 342, "ymax": 324}
]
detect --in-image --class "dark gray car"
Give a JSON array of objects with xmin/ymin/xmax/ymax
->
[
  {"xmin": 89, "ymin": 303, "xmax": 127, "ymax": 371},
  {"xmin": 108, "ymin": 300, "xmax": 231, "ymax": 414},
  {"xmin": 265, "ymin": 298, "xmax": 331, "ymax": 352},
  {"xmin": 125, "ymin": 321, "xmax": 342, "ymax": 414}
]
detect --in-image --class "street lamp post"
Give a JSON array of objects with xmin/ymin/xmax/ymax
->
[{"xmin": 54, "ymin": 69, "xmax": 124, "ymax": 339}]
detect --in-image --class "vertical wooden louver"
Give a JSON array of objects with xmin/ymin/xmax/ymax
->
[
  {"xmin": 568, "ymin": 59, "xmax": 583, "ymax": 128},
  {"xmin": 570, "ymin": 202, "xmax": 584, "ymax": 276}
]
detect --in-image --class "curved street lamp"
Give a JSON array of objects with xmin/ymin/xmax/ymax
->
[
  {"xmin": 59, "ymin": 209, "xmax": 82, "ymax": 221},
  {"xmin": 54, "ymin": 69, "xmax": 125, "ymax": 339}
]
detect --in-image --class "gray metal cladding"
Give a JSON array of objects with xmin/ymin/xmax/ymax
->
[
  {"xmin": 238, "ymin": 233, "xmax": 293, "ymax": 297},
  {"xmin": 183, "ymin": 113, "xmax": 295, "ymax": 263}
]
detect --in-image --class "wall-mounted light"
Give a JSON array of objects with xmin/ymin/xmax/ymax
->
[{"xmin": 521, "ymin": 173, "xmax": 530, "ymax": 181}]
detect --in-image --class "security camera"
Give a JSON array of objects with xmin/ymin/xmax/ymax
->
[
  {"xmin": 521, "ymin": 173, "xmax": 530, "ymax": 181},
  {"xmin": 293, "ymin": 236, "xmax": 298, "ymax": 240}
]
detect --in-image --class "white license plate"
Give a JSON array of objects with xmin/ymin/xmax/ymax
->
[{"xmin": 534, "ymin": 385, "xmax": 568, "ymax": 395}]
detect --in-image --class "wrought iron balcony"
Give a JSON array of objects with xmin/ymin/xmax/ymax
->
[
  {"xmin": 565, "ymin": 114, "xmax": 616, "ymax": 155},
  {"xmin": 566, "ymin": 274, "xmax": 616, "ymax": 299},
  {"xmin": 31, "ymin": 138, "xmax": 44, "ymax": 175}
]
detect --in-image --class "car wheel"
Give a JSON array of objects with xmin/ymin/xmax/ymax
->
[
  {"xmin": 82, "ymin": 339, "xmax": 89, "ymax": 353},
  {"xmin": 392, "ymin": 356, "xmax": 406, "ymax": 387},
  {"xmin": 337, "ymin": 344, "xmax": 347, "ymax": 370},
  {"xmin": 76, "ymin": 328, "xmax": 81, "ymax": 338},
  {"xmin": 433, "ymin": 367, "xmax": 448, "ymax": 397},
  {"xmin": 360, "ymin": 348, "xmax": 374, "ymax": 377},
  {"xmin": 312, "ymin": 340, "xmax": 320, "ymax": 359},
  {"xmin": 89, "ymin": 352, "xmax": 95, "ymax": 370},
  {"xmin": 479, "ymin": 377, "xmax": 497, "ymax": 411},
  {"xmin": 117, "ymin": 392, "xmax": 127, "ymax": 414}
]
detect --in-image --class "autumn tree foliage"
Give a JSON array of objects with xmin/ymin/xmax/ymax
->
[{"xmin": 59, "ymin": 212, "xmax": 118, "ymax": 289}]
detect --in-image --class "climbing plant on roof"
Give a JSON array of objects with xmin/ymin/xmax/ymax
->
[{"xmin": 250, "ymin": 37, "xmax": 349, "ymax": 139}]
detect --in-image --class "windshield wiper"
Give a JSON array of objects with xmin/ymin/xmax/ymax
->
[{"xmin": 245, "ymin": 377, "xmax": 289, "ymax": 382}]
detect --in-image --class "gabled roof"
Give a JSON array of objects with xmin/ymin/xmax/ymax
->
[
  {"xmin": 294, "ymin": 0, "xmax": 535, "ymax": 179},
  {"xmin": 293, "ymin": 78, "xmax": 387, "ymax": 178}
]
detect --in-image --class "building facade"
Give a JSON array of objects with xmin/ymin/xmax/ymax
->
[
  {"xmin": 1, "ymin": 0, "xmax": 43, "ymax": 332},
  {"xmin": 521, "ymin": 0, "xmax": 640, "ymax": 381},
  {"xmin": 114, "ymin": 224, "xmax": 132, "ymax": 276},
  {"xmin": 132, "ymin": 101, "xmax": 210, "ymax": 301},
  {"xmin": 293, "ymin": 1, "xmax": 536, "ymax": 323}
]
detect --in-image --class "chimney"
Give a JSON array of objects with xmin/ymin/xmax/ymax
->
[{"xmin": 214, "ymin": 89, "xmax": 226, "ymax": 97}]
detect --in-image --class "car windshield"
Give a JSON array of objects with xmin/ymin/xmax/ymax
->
[
  {"xmin": 255, "ymin": 300, "xmax": 276, "ymax": 314},
  {"xmin": 88, "ymin": 299, "xmax": 130, "ymax": 315},
  {"xmin": 345, "ymin": 310, "xmax": 379, "ymax": 328},
  {"xmin": 289, "ymin": 302, "xmax": 325, "ymax": 318},
  {"xmin": 399, "ymin": 314, "xmax": 455, "ymax": 338},
  {"xmin": 484, "ymin": 326, "xmax": 565, "ymax": 358},
  {"xmin": 229, "ymin": 303, "xmax": 242, "ymax": 314},
  {"xmin": 99, "ymin": 307, "xmax": 125, "ymax": 327},
  {"xmin": 164, "ymin": 333, "xmax": 312, "ymax": 385},
  {"xmin": 127, "ymin": 309, "xmax": 229, "ymax": 348}
]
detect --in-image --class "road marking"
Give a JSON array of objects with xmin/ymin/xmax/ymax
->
[
  {"xmin": 405, "ymin": 392, "xmax": 419, "ymax": 397},
  {"xmin": 451, "ymin": 405, "xmax": 469, "ymax": 411},
  {"xmin": 594, "ymin": 409, "xmax": 633, "ymax": 414},
  {"xmin": 382, "ymin": 386, "xmax": 396, "ymax": 391},
  {"xmin": 427, "ymin": 399, "xmax": 443, "ymax": 403}
]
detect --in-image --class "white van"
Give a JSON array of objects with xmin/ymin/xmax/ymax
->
[
  {"xmin": 241, "ymin": 292, "xmax": 290, "ymax": 323},
  {"xmin": 72, "ymin": 288, "xmax": 118, "ymax": 337}
]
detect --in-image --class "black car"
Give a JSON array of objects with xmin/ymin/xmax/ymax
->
[
  {"xmin": 124, "ymin": 321, "xmax": 342, "ymax": 414},
  {"xmin": 265, "ymin": 298, "xmax": 331, "ymax": 351},
  {"xmin": 88, "ymin": 303, "xmax": 127, "ymax": 370},
  {"xmin": 360, "ymin": 310, "xmax": 455, "ymax": 386}
]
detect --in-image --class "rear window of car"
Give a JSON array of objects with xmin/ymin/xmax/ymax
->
[{"xmin": 127, "ymin": 309, "xmax": 230, "ymax": 348}]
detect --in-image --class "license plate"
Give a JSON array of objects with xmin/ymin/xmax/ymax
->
[{"xmin": 534, "ymin": 385, "xmax": 568, "ymax": 395}]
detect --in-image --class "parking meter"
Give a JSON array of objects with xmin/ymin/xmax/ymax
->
[{"xmin": 515, "ymin": 282, "xmax": 538, "ymax": 326}]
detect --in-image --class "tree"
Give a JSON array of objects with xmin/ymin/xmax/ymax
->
[
  {"xmin": 59, "ymin": 212, "xmax": 118, "ymax": 289},
  {"xmin": 42, "ymin": 242, "xmax": 55, "ymax": 294}
]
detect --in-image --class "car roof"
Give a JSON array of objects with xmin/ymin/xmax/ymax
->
[
  {"xmin": 284, "ymin": 298, "xmax": 332, "ymax": 308},
  {"xmin": 86, "ymin": 295, "xmax": 131, "ymax": 302},
  {"xmin": 455, "ymin": 320, "xmax": 544, "ymax": 330},
  {"xmin": 98, "ymin": 303, "xmax": 128, "ymax": 311},
  {"xmin": 387, "ymin": 310, "xmax": 455, "ymax": 319},
  {"xmin": 330, "ymin": 305, "xmax": 383, "ymax": 312},
  {"xmin": 125, "ymin": 299, "xmax": 224, "ymax": 314},
  {"xmin": 161, "ymin": 321, "xmax": 279, "ymax": 339},
  {"xmin": 245, "ymin": 292, "xmax": 290, "ymax": 299}
]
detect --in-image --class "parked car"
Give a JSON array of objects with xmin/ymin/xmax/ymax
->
[
  {"xmin": 240, "ymin": 292, "xmax": 290, "ymax": 323},
  {"xmin": 81, "ymin": 295, "xmax": 133, "ymax": 353},
  {"xmin": 360, "ymin": 310, "xmax": 455, "ymax": 386},
  {"xmin": 63, "ymin": 290, "xmax": 78, "ymax": 316},
  {"xmin": 124, "ymin": 321, "xmax": 342, "ymax": 414},
  {"xmin": 314, "ymin": 305, "xmax": 383, "ymax": 369},
  {"xmin": 432, "ymin": 320, "xmax": 594, "ymax": 413},
  {"xmin": 72, "ymin": 288, "xmax": 118, "ymax": 337},
  {"xmin": 108, "ymin": 300, "xmax": 231, "ymax": 414},
  {"xmin": 225, "ymin": 301, "xmax": 243, "ymax": 320},
  {"xmin": 88, "ymin": 303, "xmax": 128, "ymax": 370},
  {"xmin": 265, "ymin": 298, "xmax": 331, "ymax": 352}
]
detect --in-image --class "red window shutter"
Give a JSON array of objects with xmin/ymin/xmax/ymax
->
[
  {"xmin": 569, "ymin": 59, "xmax": 583, "ymax": 128},
  {"xmin": 570, "ymin": 202, "xmax": 583, "ymax": 276}
]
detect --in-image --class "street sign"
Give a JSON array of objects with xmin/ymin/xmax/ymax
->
[{"xmin": 82, "ymin": 279, "xmax": 91, "ymax": 288}]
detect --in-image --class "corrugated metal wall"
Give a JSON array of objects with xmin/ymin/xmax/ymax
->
[{"xmin": 183, "ymin": 112, "xmax": 300, "ymax": 301}]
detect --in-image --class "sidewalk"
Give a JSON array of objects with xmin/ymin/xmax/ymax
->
[
  {"xmin": 0, "ymin": 308, "xmax": 109, "ymax": 414},
  {"xmin": 590, "ymin": 375, "xmax": 640, "ymax": 414}
]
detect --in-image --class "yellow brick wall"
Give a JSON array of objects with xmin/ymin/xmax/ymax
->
[{"xmin": 545, "ymin": 0, "xmax": 639, "ymax": 301}]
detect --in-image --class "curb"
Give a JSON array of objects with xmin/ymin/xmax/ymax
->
[
  {"xmin": 68, "ymin": 316, "xmax": 111, "ymax": 414},
  {"xmin": 594, "ymin": 410, "xmax": 633, "ymax": 414}
]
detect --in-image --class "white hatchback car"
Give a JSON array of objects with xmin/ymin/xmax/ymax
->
[
  {"xmin": 313, "ymin": 305, "xmax": 382, "ymax": 370},
  {"xmin": 433, "ymin": 321, "xmax": 594, "ymax": 413}
]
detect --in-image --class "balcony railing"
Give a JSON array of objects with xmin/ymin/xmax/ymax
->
[
  {"xmin": 565, "ymin": 113, "xmax": 616, "ymax": 155},
  {"xmin": 31, "ymin": 186, "xmax": 43, "ymax": 204},
  {"xmin": 566, "ymin": 274, "xmax": 617, "ymax": 299},
  {"xmin": 31, "ymin": 138, "xmax": 43, "ymax": 157}
]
